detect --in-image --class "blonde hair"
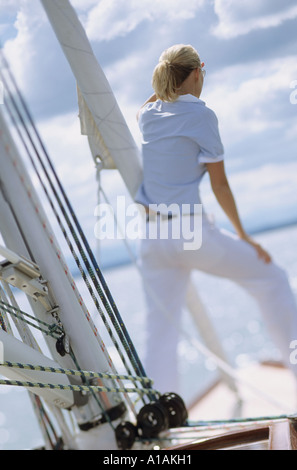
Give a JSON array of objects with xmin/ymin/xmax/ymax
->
[{"xmin": 152, "ymin": 44, "xmax": 201, "ymax": 102}]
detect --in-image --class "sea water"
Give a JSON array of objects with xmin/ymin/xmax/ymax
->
[{"xmin": 0, "ymin": 222, "xmax": 296, "ymax": 450}]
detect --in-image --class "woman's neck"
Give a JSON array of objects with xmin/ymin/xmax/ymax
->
[{"xmin": 178, "ymin": 68, "xmax": 203, "ymax": 99}]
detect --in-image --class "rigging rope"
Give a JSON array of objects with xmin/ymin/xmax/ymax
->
[
  {"xmin": 0, "ymin": 295, "xmax": 156, "ymax": 412},
  {"xmin": 0, "ymin": 299, "xmax": 63, "ymax": 339},
  {"xmin": 2, "ymin": 361, "xmax": 157, "ymax": 396},
  {"xmin": 0, "ymin": 361, "xmax": 159, "ymax": 399},
  {"xmin": 2, "ymin": 357, "xmax": 296, "ymax": 442}
]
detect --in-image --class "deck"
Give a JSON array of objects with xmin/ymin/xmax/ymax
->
[{"xmin": 167, "ymin": 362, "xmax": 297, "ymax": 450}]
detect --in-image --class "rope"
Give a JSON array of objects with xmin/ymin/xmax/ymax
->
[
  {"xmin": 0, "ymin": 300, "xmax": 63, "ymax": 339},
  {"xmin": 0, "ymin": 361, "xmax": 159, "ymax": 398},
  {"xmin": 0, "ymin": 378, "xmax": 148, "ymax": 395},
  {"xmin": 0, "ymin": 295, "xmax": 148, "ymax": 417},
  {"xmin": 0, "ymin": 311, "xmax": 6, "ymax": 331},
  {"xmin": 2, "ymin": 361, "xmax": 156, "ymax": 390}
]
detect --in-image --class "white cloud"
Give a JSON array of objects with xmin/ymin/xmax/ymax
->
[
  {"xmin": 2, "ymin": 2, "xmax": 46, "ymax": 96},
  {"xmin": 203, "ymin": 55, "xmax": 297, "ymax": 145},
  {"xmin": 84, "ymin": 0, "xmax": 205, "ymax": 41},
  {"xmin": 213, "ymin": 0, "xmax": 297, "ymax": 38},
  {"xmin": 0, "ymin": 0, "xmax": 21, "ymax": 13}
]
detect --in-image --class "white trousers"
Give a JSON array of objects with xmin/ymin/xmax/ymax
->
[{"xmin": 139, "ymin": 215, "xmax": 297, "ymax": 394}]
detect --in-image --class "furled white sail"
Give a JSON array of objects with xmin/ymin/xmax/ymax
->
[
  {"xmin": 77, "ymin": 86, "xmax": 116, "ymax": 170},
  {"xmin": 41, "ymin": 0, "xmax": 142, "ymax": 199}
]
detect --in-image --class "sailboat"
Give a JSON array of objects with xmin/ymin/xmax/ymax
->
[{"xmin": 0, "ymin": 0, "xmax": 297, "ymax": 450}]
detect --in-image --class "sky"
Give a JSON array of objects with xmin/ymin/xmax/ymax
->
[{"xmin": 0, "ymin": 0, "xmax": 297, "ymax": 258}]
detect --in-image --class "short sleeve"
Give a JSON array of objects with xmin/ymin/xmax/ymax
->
[{"xmin": 193, "ymin": 107, "xmax": 224, "ymax": 163}]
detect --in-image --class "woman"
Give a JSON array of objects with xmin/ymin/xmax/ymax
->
[{"xmin": 136, "ymin": 44, "xmax": 297, "ymax": 393}]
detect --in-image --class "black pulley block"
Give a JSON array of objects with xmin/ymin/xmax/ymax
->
[
  {"xmin": 115, "ymin": 421, "xmax": 137, "ymax": 450},
  {"xmin": 55, "ymin": 333, "xmax": 70, "ymax": 357},
  {"xmin": 137, "ymin": 401, "xmax": 169, "ymax": 438},
  {"xmin": 159, "ymin": 392, "xmax": 188, "ymax": 427}
]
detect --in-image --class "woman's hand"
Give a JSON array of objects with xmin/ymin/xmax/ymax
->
[
  {"xmin": 136, "ymin": 93, "xmax": 157, "ymax": 120},
  {"xmin": 240, "ymin": 234, "xmax": 272, "ymax": 264}
]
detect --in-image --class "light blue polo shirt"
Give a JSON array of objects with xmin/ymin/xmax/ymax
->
[{"xmin": 136, "ymin": 94, "xmax": 224, "ymax": 214}]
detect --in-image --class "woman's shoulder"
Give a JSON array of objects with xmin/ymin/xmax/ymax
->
[
  {"xmin": 191, "ymin": 100, "xmax": 219, "ymax": 125},
  {"xmin": 139, "ymin": 97, "xmax": 218, "ymax": 125}
]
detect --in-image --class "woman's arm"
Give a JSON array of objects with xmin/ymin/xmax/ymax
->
[
  {"xmin": 206, "ymin": 160, "xmax": 271, "ymax": 263},
  {"xmin": 136, "ymin": 93, "xmax": 157, "ymax": 120}
]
